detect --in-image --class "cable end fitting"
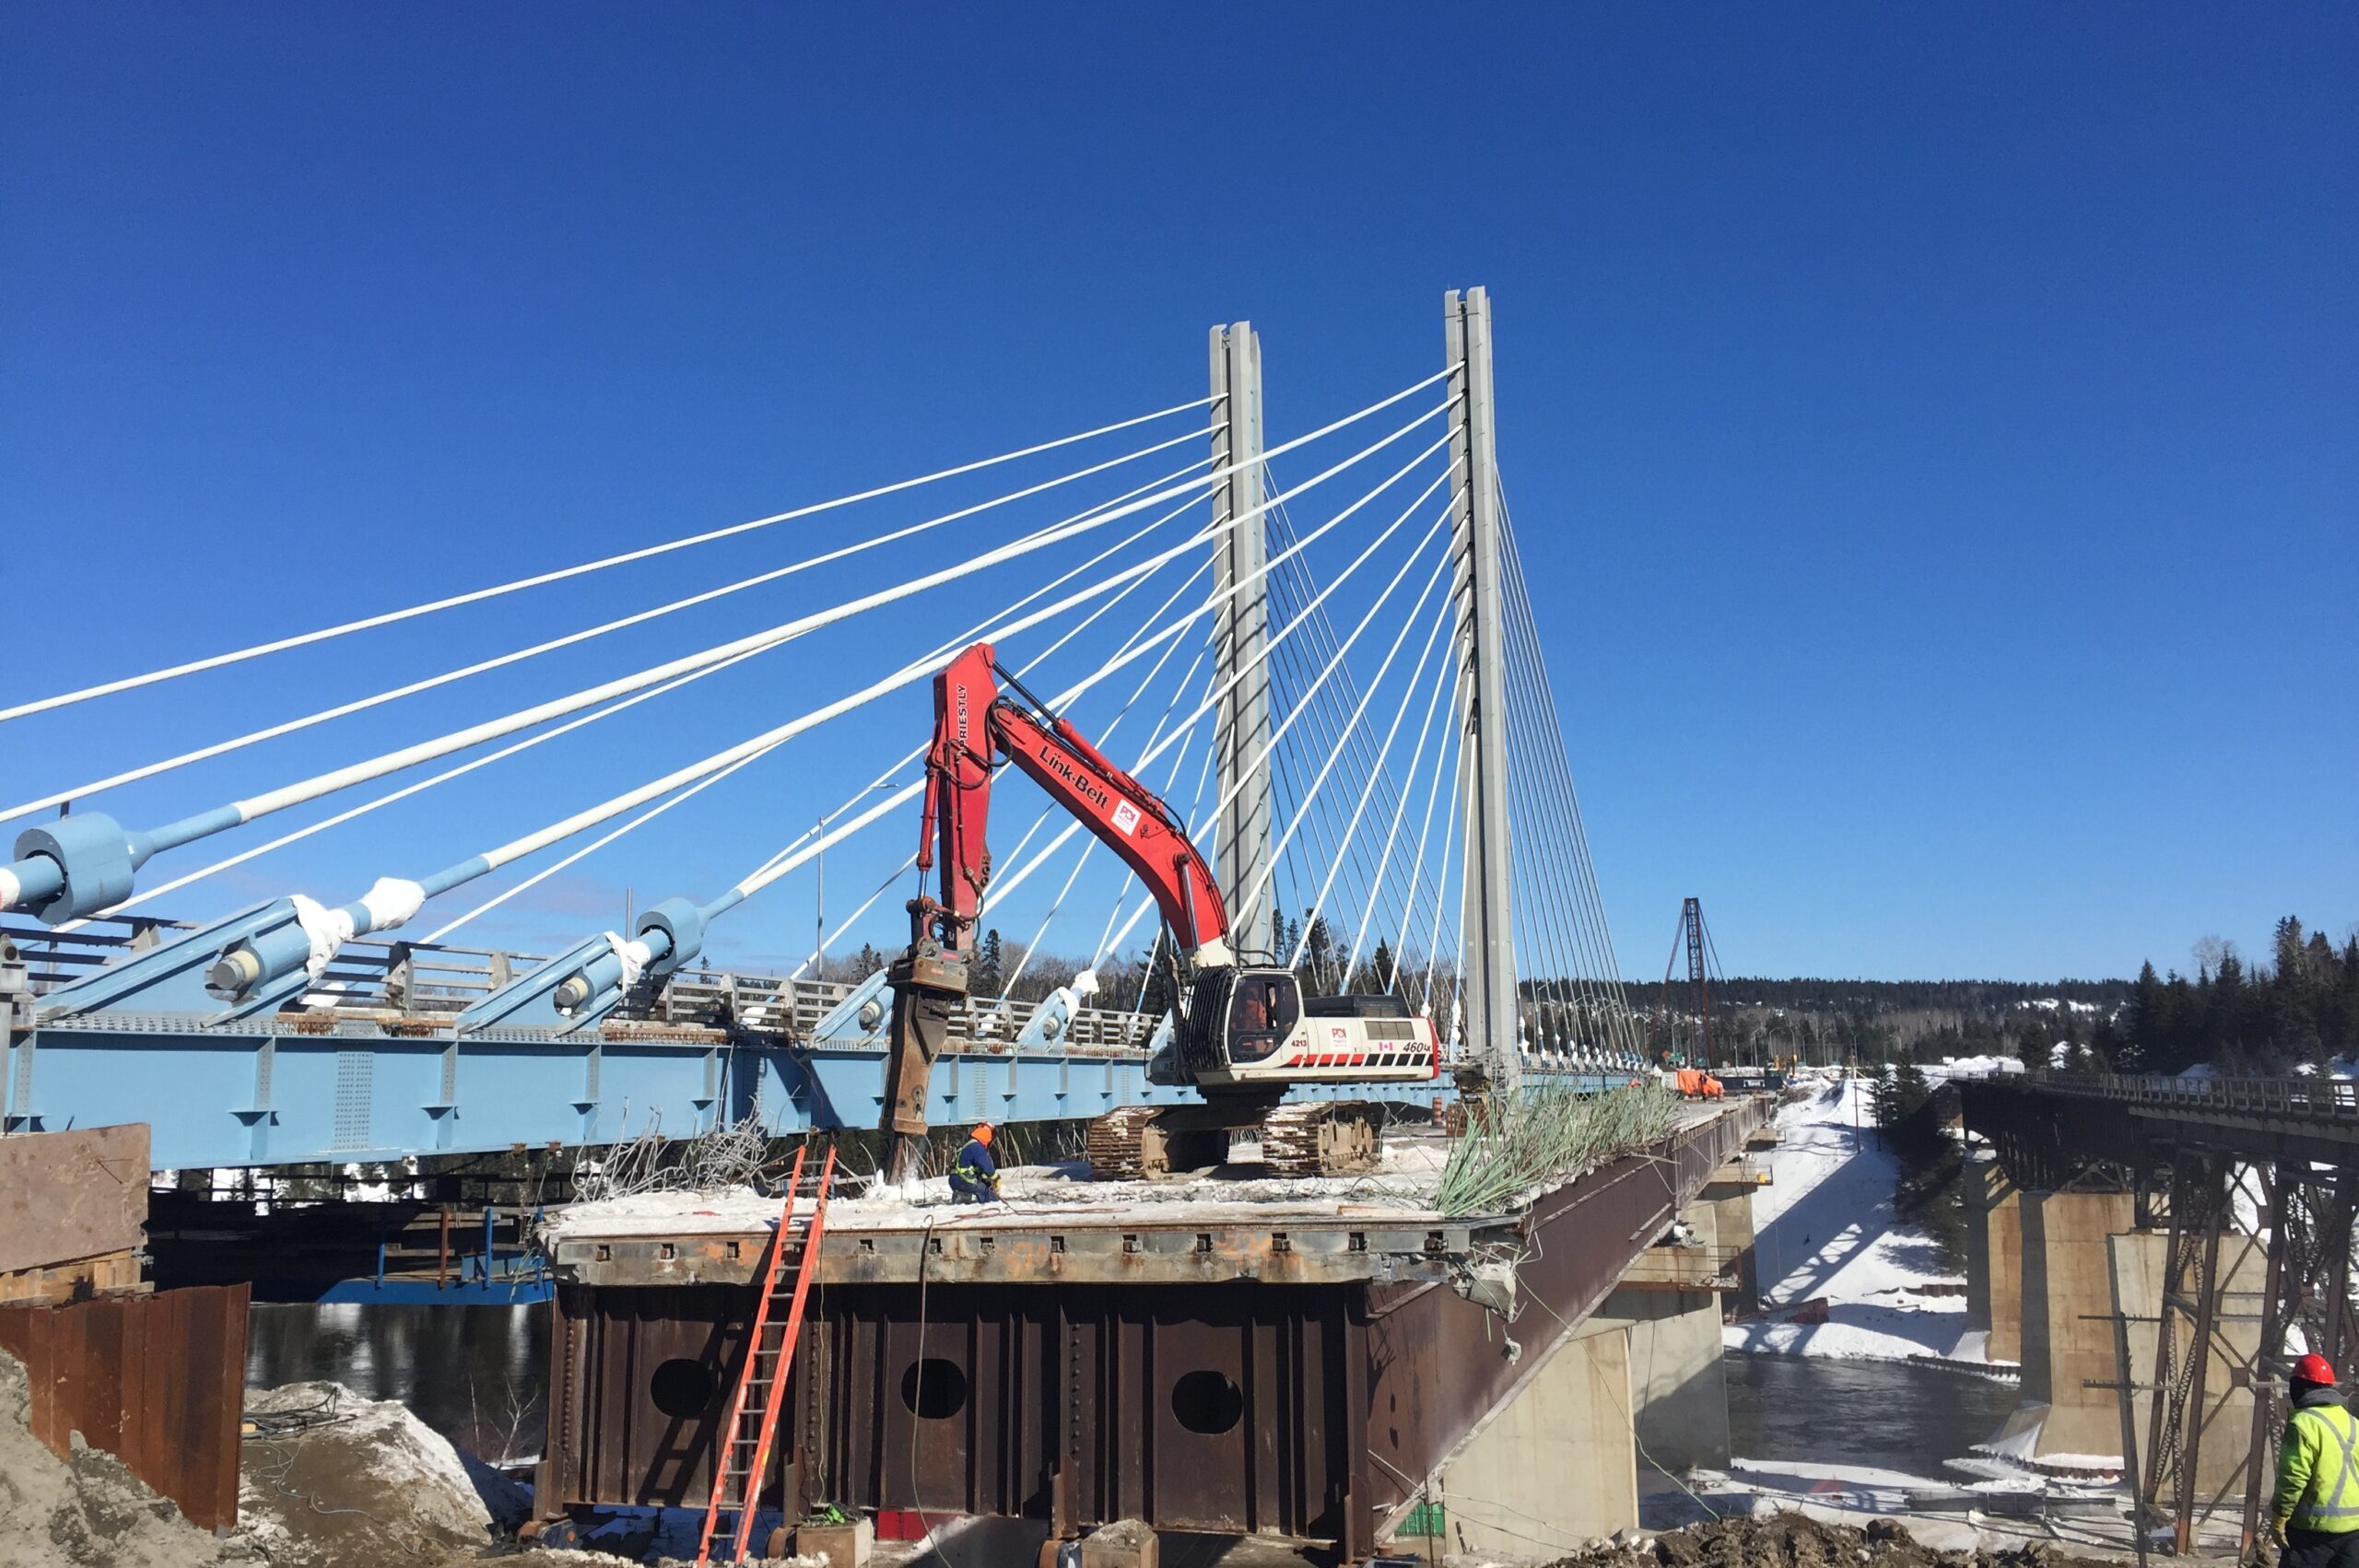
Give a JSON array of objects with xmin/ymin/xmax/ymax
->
[{"xmin": 9, "ymin": 813, "xmax": 135, "ymax": 925}]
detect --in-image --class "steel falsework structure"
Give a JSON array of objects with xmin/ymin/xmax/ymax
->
[
  {"xmin": 531, "ymin": 1099, "xmax": 1770, "ymax": 1555},
  {"xmin": 1957, "ymin": 1074, "xmax": 2359, "ymax": 1564}
]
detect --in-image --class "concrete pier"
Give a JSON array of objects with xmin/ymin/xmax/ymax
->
[
  {"xmin": 2107, "ymin": 1228, "xmax": 2266, "ymax": 1497},
  {"xmin": 2012, "ymin": 1187, "xmax": 2137, "ymax": 1459},
  {"xmin": 1432, "ymin": 1323, "xmax": 1639, "ymax": 1555},
  {"xmin": 1966, "ymin": 1154, "xmax": 2024, "ymax": 1363}
]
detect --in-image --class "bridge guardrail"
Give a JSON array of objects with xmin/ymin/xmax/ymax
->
[
  {"xmin": 3, "ymin": 915, "xmax": 1159, "ymax": 1051},
  {"xmin": 2009, "ymin": 1069, "xmax": 2357, "ymax": 1121}
]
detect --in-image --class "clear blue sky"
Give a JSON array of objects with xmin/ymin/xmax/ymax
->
[{"xmin": 5, "ymin": 6, "xmax": 2353, "ymax": 982}]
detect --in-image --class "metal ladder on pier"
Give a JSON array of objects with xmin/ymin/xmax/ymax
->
[{"xmin": 694, "ymin": 1142, "xmax": 839, "ymax": 1566}]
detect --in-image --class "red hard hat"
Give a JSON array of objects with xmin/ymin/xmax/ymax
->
[{"xmin": 2293, "ymin": 1353, "xmax": 2337, "ymax": 1387}]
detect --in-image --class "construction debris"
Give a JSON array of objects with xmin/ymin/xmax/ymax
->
[{"xmin": 1532, "ymin": 1515, "xmax": 2117, "ymax": 1568}]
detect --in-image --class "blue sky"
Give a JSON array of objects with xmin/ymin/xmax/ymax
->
[{"xmin": 4, "ymin": 6, "xmax": 2353, "ymax": 982}]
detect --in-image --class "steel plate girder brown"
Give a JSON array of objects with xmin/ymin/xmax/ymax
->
[
  {"xmin": 536, "ymin": 1104, "xmax": 1767, "ymax": 1550},
  {"xmin": 538, "ymin": 1279, "xmax": 1366, "ymax": 1545},
  {"xmin": 1362, "ymin": 1102, "xmax": 1766, "ymax": 1519}
]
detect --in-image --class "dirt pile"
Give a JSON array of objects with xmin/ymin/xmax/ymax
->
[
  {"xmin": 240, "ymin": 1380, "xmax": 530, "ymax": 1567},
  {"xmin": 1544, "ymin": 1515, "xmax": 2118, "ymax": 1568}
]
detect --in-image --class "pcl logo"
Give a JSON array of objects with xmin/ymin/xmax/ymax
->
[{"xmin": 1110, "ymin": 801, "xmax": 1142, "ymax": 836}]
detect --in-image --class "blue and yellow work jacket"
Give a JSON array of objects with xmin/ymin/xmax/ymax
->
[
  {"xmin": 951, "ymin": 1138, "xmax": 999, "ymax": 1196},
  {"xmin": 2275, "ymin": 1387, "xmax": 2359, "ymax": 1535}
]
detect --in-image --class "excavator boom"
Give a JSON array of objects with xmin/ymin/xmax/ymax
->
[{"xmin": 912, "ymin": 643, "xmax": 1231, "ymax": 966}]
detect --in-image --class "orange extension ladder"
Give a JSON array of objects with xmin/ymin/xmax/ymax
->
[{"xmin": 694, "ymin": 1142, "xmax": 839, "ymax": 1565}]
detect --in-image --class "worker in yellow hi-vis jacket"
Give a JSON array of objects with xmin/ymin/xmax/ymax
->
[{"xmin": 2274, "ymin": 1354, "xmax": 2359, "ymax": 1568}]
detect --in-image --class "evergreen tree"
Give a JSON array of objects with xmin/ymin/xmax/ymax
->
[
  {"xmin": 1137, "ymin": 928, "xmax": 1181, "ymax": 1021},
  {"xmin": 1302, "ymin": 913, "xmax": 1336, "ymax": 993},
  {"xmin": 2015, "ymin": 1012, "xmax": 2054, "ymax": 1074},
  {"xmin": 972, "ymin": 928, "xmax": 1005, "ymax": 998}
]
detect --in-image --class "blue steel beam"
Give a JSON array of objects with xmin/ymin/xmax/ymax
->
[{"xmin": 3, "ymin": 1015, "xmax": 1640, "ymax": 1170}]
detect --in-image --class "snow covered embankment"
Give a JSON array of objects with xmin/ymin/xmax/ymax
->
[{"xmin": 1724, "ymin": 1076, "xmax": 2006, "ymax": 1368}]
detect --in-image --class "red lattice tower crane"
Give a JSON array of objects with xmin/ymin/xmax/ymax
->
[{"xmin": 1658, "ymin": 896, "xmax": 1716, "ymax": 1066}]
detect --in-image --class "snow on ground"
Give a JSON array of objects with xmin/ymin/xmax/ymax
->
[
  {"xmin": 1724, "ymin": 1075, "xmax": 1998, "ymax": 1366},
  {"xmin": 1921, "ymin": 1055, "xmax": 2021, "ymax": 1081}
]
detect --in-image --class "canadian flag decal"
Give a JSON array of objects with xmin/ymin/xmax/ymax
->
[{"xmin": 1111, "ymin": 801, "xmax": 1142, "ymax": 835}]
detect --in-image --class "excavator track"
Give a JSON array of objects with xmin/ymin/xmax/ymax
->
[
  {"xmin": 1084, "ymin": 1105, "xmax": 1167, "ymax": 1181},
  {"xmin": 1259, "ymin": 1102, "xmax": 1383, "ymax": 1178}
]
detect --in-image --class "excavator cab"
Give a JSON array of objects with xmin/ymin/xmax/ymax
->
[{"xmin": 1153, "ymin": 964, "xmax": 1305, "ymax": 1084}]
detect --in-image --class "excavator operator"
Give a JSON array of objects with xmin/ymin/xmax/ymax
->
[{"xmin": 949, "ymin": 1122, "xmax": 1002, "ymax": 1205}]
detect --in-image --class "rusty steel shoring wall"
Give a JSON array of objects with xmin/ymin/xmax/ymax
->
[{"xmin": 0, "ymin": 1282, "xmax": 251, "ymax": 1532}]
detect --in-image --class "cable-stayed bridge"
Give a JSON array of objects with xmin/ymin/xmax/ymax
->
[{"xmin": 1, "ymin": 288, "xmax": 1645, "ymax": 1169}]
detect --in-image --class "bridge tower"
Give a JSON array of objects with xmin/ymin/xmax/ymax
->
[
  {"xmin": 1208, "ymin": 322, "xmax": 1273, "ymax": 925},
  {"xmin": 1445, "ymin": 287, "xmax": 1519, "ymax": 1091}
]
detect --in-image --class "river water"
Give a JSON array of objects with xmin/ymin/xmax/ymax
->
[
  {"xmin": 1723, "ymin": 1351, "xmax": 2021, "ymax": 1478},
  {"xmin": 245, "ymin": 1303, "xmax": 550, "ymax": 1462}
]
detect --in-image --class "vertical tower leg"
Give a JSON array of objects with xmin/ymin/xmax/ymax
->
[
  {"xmin": 1446, "ymin": 287, "xmax": 1520, "ymax": 1093},
  {"xmin": 1210, "ymin": 322, "xmax": 1273, "ymax": 930}
]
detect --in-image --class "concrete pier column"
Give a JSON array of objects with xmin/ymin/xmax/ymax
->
[
  {"xmin": 1699, "ymin": 1159, "xmax": 1761, "ymax": 1316},
  {"xmin": 2108, "ymin": 1228, "xmax": 2266, "ymax": 1498},
  {"xmin": 1427, "ymin": 1324, "xmax": 1638, "ymax": 1556},
  {"xmin": 1966, "ymin": 1156, "xmax": 2024, "ymax": 1363},
  {"xmin": 1590, "ymin": 1281, "xmax": 1731, "ymax": 1473},
  {"xmin": 1997, "ymin": 1188, "xmax": 2136, "ymax": 1461}
]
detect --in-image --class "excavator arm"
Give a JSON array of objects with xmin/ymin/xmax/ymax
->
[
  {"xmin": 910, "ymin": 642, "xmax": 1233, "ymax": 968},
  {"xmin": 881, "ymin": 642, "xmax": 1232, "ymax": 1144}
]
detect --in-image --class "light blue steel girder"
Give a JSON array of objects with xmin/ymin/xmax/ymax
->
[
  {"xmin": 32, "ymin": 899, "xmax": 323, "ymax": 1024},
  {"xmin": 2, "ymin": 1012, "xmax": 1632, "ymax": 1169}
]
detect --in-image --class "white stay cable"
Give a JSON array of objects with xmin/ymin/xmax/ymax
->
[
  {"xmin": 1086, "ymin": 638, "xmax": 1218, "ymax": 968},
  {"xmin": 1129, "ymin": 455, "xmax": 1459, "ymax": 792},
  {"xmin": 1414, "ymin": 659, "xmax": 1469, "ymax": 1015},
  {"xmin": 57, "ymin": 639, "xmax": 781, "ymax": 930},
  {"xmin": 1213, "ymin": 506, "xmax": 1457, "ymax": 931},
  {"xmin": 789, "ymin": 854, "xmax": 918, "ymax": 981},
  {"xmin": 1260, "ymin": 558, "xmax": 1411, "ymax": 963},
  {"xmin": 177, "ymin": 381, "xmax": 1451, "ymax": 851},
  {"xmin": 0, "ymin": 397, "xmax": 1217, "ymax": 724},
  {"xmin": 1501, "ymin": 499, "xmax": 1638, "ymax": 1052},
  {"xmin": 1274, "ymin": 544, "xmax": 1454, "ymax": 964},
  {"xmin": 977, "ymin": 591, "xmax": 1214, "ymax": 1007},
  {"xmin": 1370, "ymin": 637, "xmax": 1464, "ymax": 995},
  {"xmin": 734, "ymin": 484, "xmax": 1217, "ymax": 892},
  {"xmin": 432, "ymin": 493, "xmax": 1219, "ymax": 946},
  {"xmin": 0, "ymin": 436, "xmax": 1216, "ymax": 825},
  {"xmin": 1340, "ymin": 583, "xmax": 1458, "ymax": 982},
  {"xmin": 65, "ymin": 477, "xmax": 1221, "ymax": 928},
  {"xmin": 1264, "ymin": 474, "xmax": 1451, "ymax": 929},
  {"xmin": 443, "ymin": 390, "xmax": 1456, "ymax": 963}
]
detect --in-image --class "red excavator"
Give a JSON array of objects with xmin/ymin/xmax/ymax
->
[{"xmin": 879, "ymin": 642, "xmax": 1439, "ymax": 1180}]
